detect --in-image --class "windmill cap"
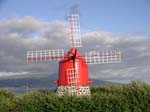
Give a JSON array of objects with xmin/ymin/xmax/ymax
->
[{"xmin": 65, "ymin": 47, "xmax": 82, "ymax": 57}]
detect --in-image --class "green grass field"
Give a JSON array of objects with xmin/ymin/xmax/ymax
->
[{"xmin": 0, "ymin": 81, "xmax": 150, "ymax": 112}]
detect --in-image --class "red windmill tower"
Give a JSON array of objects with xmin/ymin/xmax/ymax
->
[{"xmin": 27, "ymin": 13, "xmax": 121, "ymax": 96}]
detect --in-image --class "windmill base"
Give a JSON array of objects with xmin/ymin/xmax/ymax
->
[{"xmin": 56, "ymin": 85, "xmax": 91, "ymax": 96}]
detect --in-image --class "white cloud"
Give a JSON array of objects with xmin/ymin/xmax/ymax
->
[
  {"xmin": 0, "ymin": 16, "xmax": 44, "ymax": 34},
  {"xmin": 0, "ymin": 72, "xmax": 29, "ymax": 77}
]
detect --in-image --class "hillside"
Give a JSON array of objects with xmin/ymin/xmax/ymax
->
[
  {"xmin": 0, "ymin": 74, "xmax": 107, "ymax": 93},
  {"xmin": 0, "ymin": 81, "xmax": 150, "ymax": 112}
]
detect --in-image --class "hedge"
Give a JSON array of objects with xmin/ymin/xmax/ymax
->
[{"xmin": 0, "ymin": 81, "xmax": 150, "ymax": 112}]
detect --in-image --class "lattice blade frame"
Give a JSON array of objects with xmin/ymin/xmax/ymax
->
[
  {"xmin": 69, "ymin": 14, "xmax": 82, "ymax": 47},
  {"xmin": 85, "ymin": 51, "xmax": 121, "ymax": 64},
  {"xmin": 27, "ymin": 49, "xmax": 64, "ymax": 61}
]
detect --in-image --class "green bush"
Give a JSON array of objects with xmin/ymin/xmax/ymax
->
[
  {"xmin": 0, "ymin": 81, "xmax": 150, "ymax": 112},
  {"xmin": 0, "ymin": 89, "xmax": 16, "ymax": 112}
]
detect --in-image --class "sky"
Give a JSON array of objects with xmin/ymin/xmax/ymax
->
[
  {"xmin": 0, "ymin": 0, "xmax": 150, "ymax": 83},
  {"xmin": 0, "ymin": 0, "xmax": 150, "ymax": 32}
]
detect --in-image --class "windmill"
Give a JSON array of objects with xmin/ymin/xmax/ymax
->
[{"xmin": 27, "ymin": 13, "xmax": 121, "ymax": 96}]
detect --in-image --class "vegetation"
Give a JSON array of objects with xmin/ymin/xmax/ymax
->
[{"xmin": 0, "ymin": 81, "xmax": 150, "ymax": 112}]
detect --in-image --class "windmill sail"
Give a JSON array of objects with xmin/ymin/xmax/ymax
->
[
  {"xmin": 84, "ymin": 51, "xmax": 121, "ymax": 64},
  {"xmin": 69, "ymin": 14, "xmax": 82, "ymax": 47},
  {"xmin": 67, "ymin": 68, "xmax": 79, "ymax": 85},
  {"xmin": 27, "ymin": 49, "xmax": 64, "ymax": 61}
]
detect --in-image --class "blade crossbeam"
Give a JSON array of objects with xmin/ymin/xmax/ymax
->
[
  {"xmin": 85, "ymin": 51, "xmax": 121, "ymax": 64},
  {"xmin": 27, "ymin": 49, "xmax": 64, "ymax": 61}
]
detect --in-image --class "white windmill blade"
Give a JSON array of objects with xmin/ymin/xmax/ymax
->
[
  {"xmin": 27, "ymin": 49, "xmax": 64, "ymax": 61},
  {"xmin": 69, "ymin": 14, "xmax": 82, "ymax": 47},
  {"xmin": 84, "ymin": 51, "xmax": 121, "ymax": 64}
]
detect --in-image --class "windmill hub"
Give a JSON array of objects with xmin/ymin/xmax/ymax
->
[{"xmin": 65, "ymin": 47, "xmax": 79, "ymax": 59}]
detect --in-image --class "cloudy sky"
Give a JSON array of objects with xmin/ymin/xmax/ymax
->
[{"xmin": 0, "ymin": 0, "xmax": 150, "ymax": 83}]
